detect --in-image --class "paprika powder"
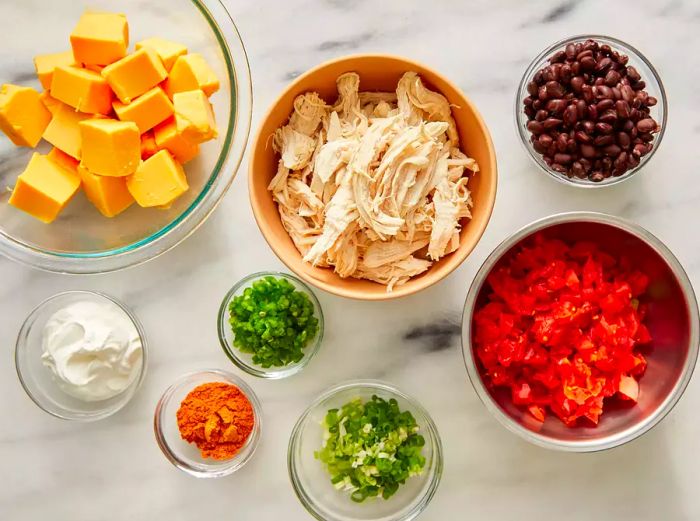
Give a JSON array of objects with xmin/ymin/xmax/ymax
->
[{"xmin": 176, "ymin": 382, "xmax": 255, "ymax": 460}]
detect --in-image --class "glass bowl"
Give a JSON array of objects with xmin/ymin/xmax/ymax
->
[
  {"xmin": 462, "ymin": 212, "xmax": 699, "ymax": 451},
  {"xmin": 0, "ymin": 0, "xmax": 252, "ymax": 273},
  {"xmin": 218, "ymin": 272, "xmax": 324, "ymax": 379},
  {"xmin": 515, "ymin": 35, "xmax": 667, "ymax": 187},
  {"xmin": 153, "ymin": 369, "xmax": 262, "ymax": 478},
  {"xmin": 15, "ymin": 290, "xmax": 147, "ymax": 421},
  {"xmin": 288, "ymin": 380, "xmax": 443, "ymax": 521}
]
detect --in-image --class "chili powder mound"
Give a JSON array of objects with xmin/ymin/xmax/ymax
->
[
  {"xmin": 176, "ymin": 382, "xmax": 255, "ymax": 460},
  {"xmin": 473, "ymin": 235, "xmax": 652, "ymax": 427}
]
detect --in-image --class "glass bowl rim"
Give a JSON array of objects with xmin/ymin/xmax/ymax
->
[
  {"xmin": 461, "ymin": 211, "xmax": 699, "ymax": 452},
  {"xmin": 0, "ymin": 0, "xmax": 253, "ymax": 273},
  {"xmin": 217, "ymin": 271, "xmax": 325, "ymax": 379},
  {"xmin": 287, "ymin": 379, "xmax": 444, "ymax": 521},
  {"xmin": 514, "ymin": 34, "xmax": 668, "ymax": 188},
  {"xmin": 14, "ymin": 290, "xmax": 148, "ymax": 421},
  {"xmin": 153, "ymin": 368, "xmax": 263, "ymax": 478}
]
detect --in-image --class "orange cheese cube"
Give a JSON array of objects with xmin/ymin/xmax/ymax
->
[
  {"xmin": 126, "ymin": 150, "xmax": 188, "ymax": 207},
  {"xmin": 113, "ymin": 87, "xmax": 173, "ymax": 133},
  {"xmin": 102, "ymin": 48, "xmax": 168, "ymax": 104},
  {"xmin": 47, "ymin": 147, "xmax": 80, "ymax": 175},
  {"xmin": 83, "ymin": 63, "xmax": 105, "ymax": 73},
  {"xmin": 0, "ymin": 84, "xmax": 52, "ymax": 148},
  {"xmin": 43, "ymin": 103, "xmax": 91, "ymax": 159},
  {"xmin": 50, "ymin": 66, "xmax": 113, "ymax": 114},
  {"xmin": 70, "ymin": 12, "xmax": 129, "ymax": 66},
  {"xmin": 140, "ymin": 131, "xmax": 158, "ymax": 159},
  {"xmin": 78, "ymin": 164, "xmax": 134, "ymax": 217},
  {"xmin": 135, "ymin": 37, "xmax": 187, "ymax": 71},
  {"xmin": 39, "ymin": 91, "xmax": 62, "ymax": 115},
  {"xmin": 9, "ymin": 152, "xmax": 80, "ymax": 223},
  {"xmin": 164, "ymin": 54, "xmax": 220, "ymax": 98},
  {"xmin": 173, "ymin": 90, "xmax": 218, "ymax": 144},
  {"xmin": 34, "ymin": 51, "xmax": 76, "ymax": 90},
  {"xmin": 79, "ymin": 119, "xmax": 140, "ymax": 177},
  {"xmin": 153, "ymin": 117, "xmax": 199, "ymax": 163}
]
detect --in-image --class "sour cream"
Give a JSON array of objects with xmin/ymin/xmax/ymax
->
[{"xmin": 41, "ymin": 300, "xmax": 143, "ymax": 402}]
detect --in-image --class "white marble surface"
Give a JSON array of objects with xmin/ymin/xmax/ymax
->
[{"xmin": 2, "ymin": 0, "xmax": 700, "ymax": 519}]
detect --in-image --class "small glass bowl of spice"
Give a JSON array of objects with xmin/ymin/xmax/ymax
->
[
  {"xmin": 516, "ymin": 35, "xmax": 667, "ymax": 186},
  {"xmin": 218, "ymin": 272, "xmax": 324, "ymax": 379},
  {"xmin": 288, "ymin": 380, "xmax": 443, "ymax": 521},
  {"xmin": 154, "ymin": 369, "xmax": 262, "ymax": 478}
]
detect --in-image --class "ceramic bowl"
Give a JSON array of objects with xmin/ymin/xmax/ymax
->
[{"xmin": 249, "ymin": 54, "xmax": 497, "ymax": 300}]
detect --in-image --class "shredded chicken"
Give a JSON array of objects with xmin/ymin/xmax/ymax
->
[{"xmin": 269, "ymin": 71, "xmax": 478, "ymax": 291}]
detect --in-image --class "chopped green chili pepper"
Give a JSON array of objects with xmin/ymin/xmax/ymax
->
[
  {"xmin": 228, "ymin": 275, "xmax": 319, "ymax": 368},
  {"xmin": 315, "ymin": 395, "xmax": 426, "ymax": 502}
]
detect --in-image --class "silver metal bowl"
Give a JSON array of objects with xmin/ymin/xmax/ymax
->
[{"xmin": 462, "ymin": 212, "xmax": 699, "ymax": 451}]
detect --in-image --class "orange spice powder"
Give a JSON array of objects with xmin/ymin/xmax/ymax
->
[{"xmin": 176, "ymin": 382, "xmax": 255, "ymax": 460}]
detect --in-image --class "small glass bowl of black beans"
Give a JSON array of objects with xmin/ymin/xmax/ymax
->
[{"xmin": 516, "ymin": 35, "xmax": 667, "ymax": 186}]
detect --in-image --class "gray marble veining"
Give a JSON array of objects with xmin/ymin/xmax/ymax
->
[{"xmin": 1, "ymin": 0, "xmax": 700, "ymax": 519}]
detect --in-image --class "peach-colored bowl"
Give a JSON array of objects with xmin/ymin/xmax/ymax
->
[{"xmin": 249, "ymin": 54, "xmax": 498, "ymax": 300}]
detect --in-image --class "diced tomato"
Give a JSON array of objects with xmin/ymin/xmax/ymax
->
[
  {"xmin": 618, "ymin": 376, "xmax": 639, "ymax": 402},
  {"xmin": 473, "ymin": 236, "xmax": 652, "ymax": 428}
]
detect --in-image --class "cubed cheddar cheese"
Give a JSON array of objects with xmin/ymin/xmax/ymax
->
[
  {"xmin": 0, "ymin": 84, "xmax": 52, "ymax": 148},
  {"xmin": 39, "ymin": 91, "xmax": 62, "ymax": 115},
  {"xmin": 70, "ymin": 12, "xmax": 129, "ymax": 66},
  {"xmin": 113, "ymin": 86, "xmax": 173, "ymax": 133},
  {"xmin": 43, "ymin": 103, "xmax": 91, "ymax": 159},
  {"xmin": 173, "ymin": 90, "xmax": 217, "ymax": 144},
  {"xmin": 47, "ymin": 147, "xmax": 80, "ymax": 175},
  {"xmin": 153, "ymin": 117, "xmax": 199, "ymax": 163},
  {"xmin": 83, "ymin": 63, "xmax": 106, "ymax": 73},
  {"xmin": 34, "ymin": 51, "xmax": 76, "ymax": 90},
  {"xmin": 140, "ymin": 131, "xmax": 158, "ymax": 159},
  {"xmin": 79, "ymin": 119, "xmax": 141, "ymax": 177},
  {"xmin": 78, "ymin": 164, "xmax": 134, "ymax": 217},
  {"xmin": 102, "ymin": 48, "xmax": 168, "ymax": 104},
  {"xmin": 164, "ymin": 54, "xmax": 220, "ymax": 98},
  {"xmin": 135, "ymin": 37, "xmax": 187, "ymax": 71},
  {"xmin": 9, "ymin": 152, "xmax": 81, "ymax": 223},
  {"xmin": 50, "ymin": 66, "xmax": 113, "ymax": 114},
  {"xmin": 126, "ymin": 150, "xmax": 188, "ymax": 207}
]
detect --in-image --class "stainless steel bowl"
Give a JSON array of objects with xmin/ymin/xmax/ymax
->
[{"xmin": 462, "ymin": 212, "xmax": 699, "ymax": 451}]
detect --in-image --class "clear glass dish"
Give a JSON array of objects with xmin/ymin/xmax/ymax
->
[
  {"xmin": 0, "ymin": 0, "xmax": 252, "ymax": 272},
  {"xmin": 15, "ymin": 290, "xmax": 147, "ymax": 421},
  {"xmin": 288, "ymin": 380, "xmax": 443, "ymax": 521},
  {"xmin": 218, "ymin": 272, "xmax": 324, "ymax": 379},
  {"xmin": 515, "ymin": 35, "xmax": 667, "ymax": 188},
  {"xmin": 153, "ymin": 369, "xmax": 262, "ymax": 478}
]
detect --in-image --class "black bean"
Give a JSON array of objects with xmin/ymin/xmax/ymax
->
[
  {"xmin": 527, "ymin": 81, "xmax": 539, "ymax": 96},
  {"xmin": 617, "ymin": 131, "xmax": 631, "ymax": 149},
  {"xmin": 563, "ymin": 104, "xmax": 578, "ymax": 125},
  {"xmin": 604, "ymin": 70, "xmax": 621, "ymax": 86},
  {"xmin": 626, "ymin": 66, "xmax": 641, "ymax": 82},
  {"xmin": 580, "ymin": 144, "xmax": 596, "ymax": 158},
  {"xmin": 546, "ymin": 81, "xmax": 565, "ymax": 98},
  {"xmin": 580, "ymin": 56, "xmax": 596, "ymax": 71},
  {"xmin": 543, "ymin": 118, "xmax": 563, "ymax": 129},
  {"xmin": 637, "ymin": 118, "xmax": 657, "ymax": 133},
  {"xmin": 595, "ymin": 122, "xmax": 613, "ymax": 134},
  {"xmin": 615, "ymin": 100, "xmax": 631, "ymax": 119},
  {"xmin": 527, "ymin": 120, "xmax": 544, "ymax": 135},
  {"xmin": 594, "ymin": 134, "xmax": 614, "ymax": 146},
  {"xmin": 575, "ymin": 130, "xmax": 592, "ymax": 143}
]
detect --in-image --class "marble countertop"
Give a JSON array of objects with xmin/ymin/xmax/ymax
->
[{"xmin": 2, "ymin": 0, "xmax": 700, "ymax": 519}]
